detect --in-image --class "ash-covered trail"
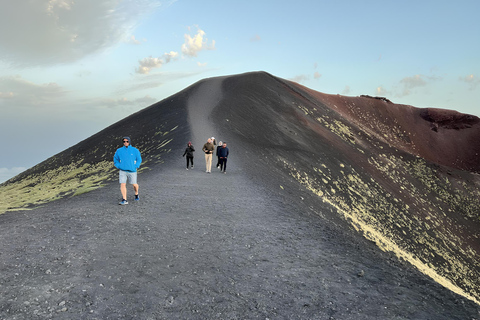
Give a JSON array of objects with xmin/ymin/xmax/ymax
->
[{"xmin": 1, "ymin": 147, "xmax": 479, "ymax": 319}]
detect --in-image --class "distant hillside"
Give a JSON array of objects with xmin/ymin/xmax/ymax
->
[{"xmin": 1, "ymin": 71, "xmax": 480, "ymax": 305}]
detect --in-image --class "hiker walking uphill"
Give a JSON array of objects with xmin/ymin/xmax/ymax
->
[
  {"xmin": 183, "ymin": 141, "xmax": 195, "ymax": 170},
  {"xmin": 113, "ymin": 136, "xmax": 142, "ymax": 205},
  {"xmin": 202, "ymin": 138, "xmax": 215, "ymax": 173}
]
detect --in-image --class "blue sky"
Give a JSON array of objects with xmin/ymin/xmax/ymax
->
[{"xmin": 0, "ymin": 0, "xmax": 479, "ymax": 183}]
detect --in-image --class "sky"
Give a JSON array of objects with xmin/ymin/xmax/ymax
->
[{"xmin": 0, "ymin": 0, "xmax": 479, "ymax": 183}]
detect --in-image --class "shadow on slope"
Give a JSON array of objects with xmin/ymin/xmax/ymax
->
[{"xmin": 210, "ymin": 72, "xmax": 480, "ymax": 304}]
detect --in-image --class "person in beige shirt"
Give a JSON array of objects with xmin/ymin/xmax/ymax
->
[{"xmin": 202, "ymin": 138, "xmax": 215, "ymax": 173}]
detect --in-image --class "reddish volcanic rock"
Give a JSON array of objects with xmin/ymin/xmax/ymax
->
[{"xmin": 292, "ymin": 83, "xmax": 480, "ymax": 173}]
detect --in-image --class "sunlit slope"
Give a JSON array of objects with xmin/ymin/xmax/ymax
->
[
  {"xmin": 0, "ymin": 88, "xmax": 190, "ymax": 214},
  {"xmin": 212, "ymin": 72, "xmax": 480, "ymax": 304}
]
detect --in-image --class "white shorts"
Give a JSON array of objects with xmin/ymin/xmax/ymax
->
[{"xmin": 119, "ymin": 170, "xmax": 137, "ymax": 184}]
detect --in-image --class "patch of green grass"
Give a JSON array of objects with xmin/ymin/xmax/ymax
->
[
  {"xmin": 0, "ymin": 160, "xmax": 116, "ymax": 215},
  {"xmin": 283, "ymin": 152, "xmax": 480, "ymax": 305}
]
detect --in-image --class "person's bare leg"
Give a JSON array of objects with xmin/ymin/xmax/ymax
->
[
  {"xmin": 133, "ymin": 184, "xmax": 139, "ymax": 196},
  {"xmin": 121, "ymin": 183, "xmax": 127, "ymax": 200}
]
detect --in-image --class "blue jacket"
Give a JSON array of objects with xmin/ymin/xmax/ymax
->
[
  {"xmin": 114, "ymin": 145, "xmax": 142, "ymax": 172},
  {"xmin": 218, "ymin": 146, "xmax": 229, "ymax": 158}
]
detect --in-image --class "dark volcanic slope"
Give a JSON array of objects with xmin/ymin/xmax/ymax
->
[
  {"xmin": 1, "ymin": 71, "xmax": 480, "ymax": 318},
  {"xmin": 208, "ymin": 72, "xmax": 480, "ymax": 303},
  {"xmin": 0, "ymin": 86, "xmax": 190, "ymax": 214}
]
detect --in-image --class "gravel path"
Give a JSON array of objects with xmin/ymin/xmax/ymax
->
[{"xmin": 1, "ymin": 156, "xmax": 479, "ymax": 319}]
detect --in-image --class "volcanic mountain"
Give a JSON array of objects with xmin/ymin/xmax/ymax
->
[{"xmin": 1, "ymin": 71, "xmax": 480, "ymax": 319}]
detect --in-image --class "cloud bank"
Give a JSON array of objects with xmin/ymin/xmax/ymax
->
[
  {"xmin": 0, "ymin": 0, "xmax": 161, "ymax": 66},
  {"xmin": 0, "ymin": 75, "xmax": 67, "ymax": 113}
]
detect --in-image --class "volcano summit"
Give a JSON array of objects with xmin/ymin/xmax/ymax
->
[{"xmin": 1, "ymin": 72, "xmax": 479, "ymax": 319}]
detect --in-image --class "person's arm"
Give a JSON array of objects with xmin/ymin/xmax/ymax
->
[
  {"xmin": 136, "ymin": 149, "xmax": 142, "ymax": 168},
  {"xmin": 113, "ymin": 151, "xmax": 120, "ymax": 169}
]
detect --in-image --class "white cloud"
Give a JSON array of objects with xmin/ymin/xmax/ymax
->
[
  {"xmin": 0, "ymin": 75, "xmax": 67, "ymax": 110},
  {"xmin": 0, "ymin": 0, "xmax": 161, "ymax": 66},
  {"xmin": 47, "ymin": 0, "xmax": 74, "ymax": 13},
  {"xmin": 0, "ymin": 167, "xmax": 27, "ymax": 184},
  {"xmin": 136, "ymin": 57, "xmax": 164, "ymax": 75},
  {"xmin": 290, "ymin": 75, "xmax": 309, "ymax": 84},
  {"xmin": 313, "ymin": 72, "xmax": 321, "ymax": 79},
  {"xmin": 459, "ymin": 74, "xmax": 480, "ymax": 90},
  {"xmin": 399, "ymin": 74, "xmax": 427, "ymax": 96},
  {"xmin": 396, "ymin": 74, "xmax": 441, "ymax": 97},
  {"xmin": 375, "ymin": 86, "xmax": 389, "ymax": 96},
  {"xmin": 181, "ymin": 28, "xmax": 215, "ymax": 57},
  {"xmin": 342, "ymin": 86, "xmax": 351, "ymax": 95},
  {"xmin": 127, "ymin": 35, "xmax": 143, "ymax": 45},
  {"xmin": 135, "ymin": 27, "xmax": 213, "ymax": 74},
  {"xmin": 101, "ymin": 95, "xmax": 156, "ymax": 108},
  {"xmin": 164, "ymin": 51, "xmax": 179, "ymax": 63},
  {"xmin": 136, "ymin": 51, "xmax": 179, "ymax": 74}
]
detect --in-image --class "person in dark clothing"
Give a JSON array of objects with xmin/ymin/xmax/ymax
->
[
  {"xmin": 216, "ymin": 140, "xmax": 223, "ymax": 169},
  {"xmin": 218, "ymin": 142, "xmax": 229, "ymax": 174},
  {"xmin": 183, "ymin": 141, "xmax": 195, "ymax": 170}
]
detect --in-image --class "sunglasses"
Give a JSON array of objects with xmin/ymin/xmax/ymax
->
[{"xmin": 123, "ymin": 140, "xmax": 129, "ymax": 143}]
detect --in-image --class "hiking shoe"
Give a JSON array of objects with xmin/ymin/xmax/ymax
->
[
  {"xmin": 186, "ymin": 167, "xmax": 189, "ymax": 170},
  {"xmin": 191, "ymin": 165, "xmax": 194, "ymax": 169},
  {"xmin": 119, "ymin": 199, "xmax": 128, "ymax": 205},
  {"xmin": 135, "ymin": 195, "xmax": 140, "ymax": 201}
]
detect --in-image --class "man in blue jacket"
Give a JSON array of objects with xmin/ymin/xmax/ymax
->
[
  {"xmin": 113, "ymin": 136, "xmax": 142, "ymax": 205},
  {"xmin": 218, "ymin": 142, "xmax": 229, "ymax": 174}
]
